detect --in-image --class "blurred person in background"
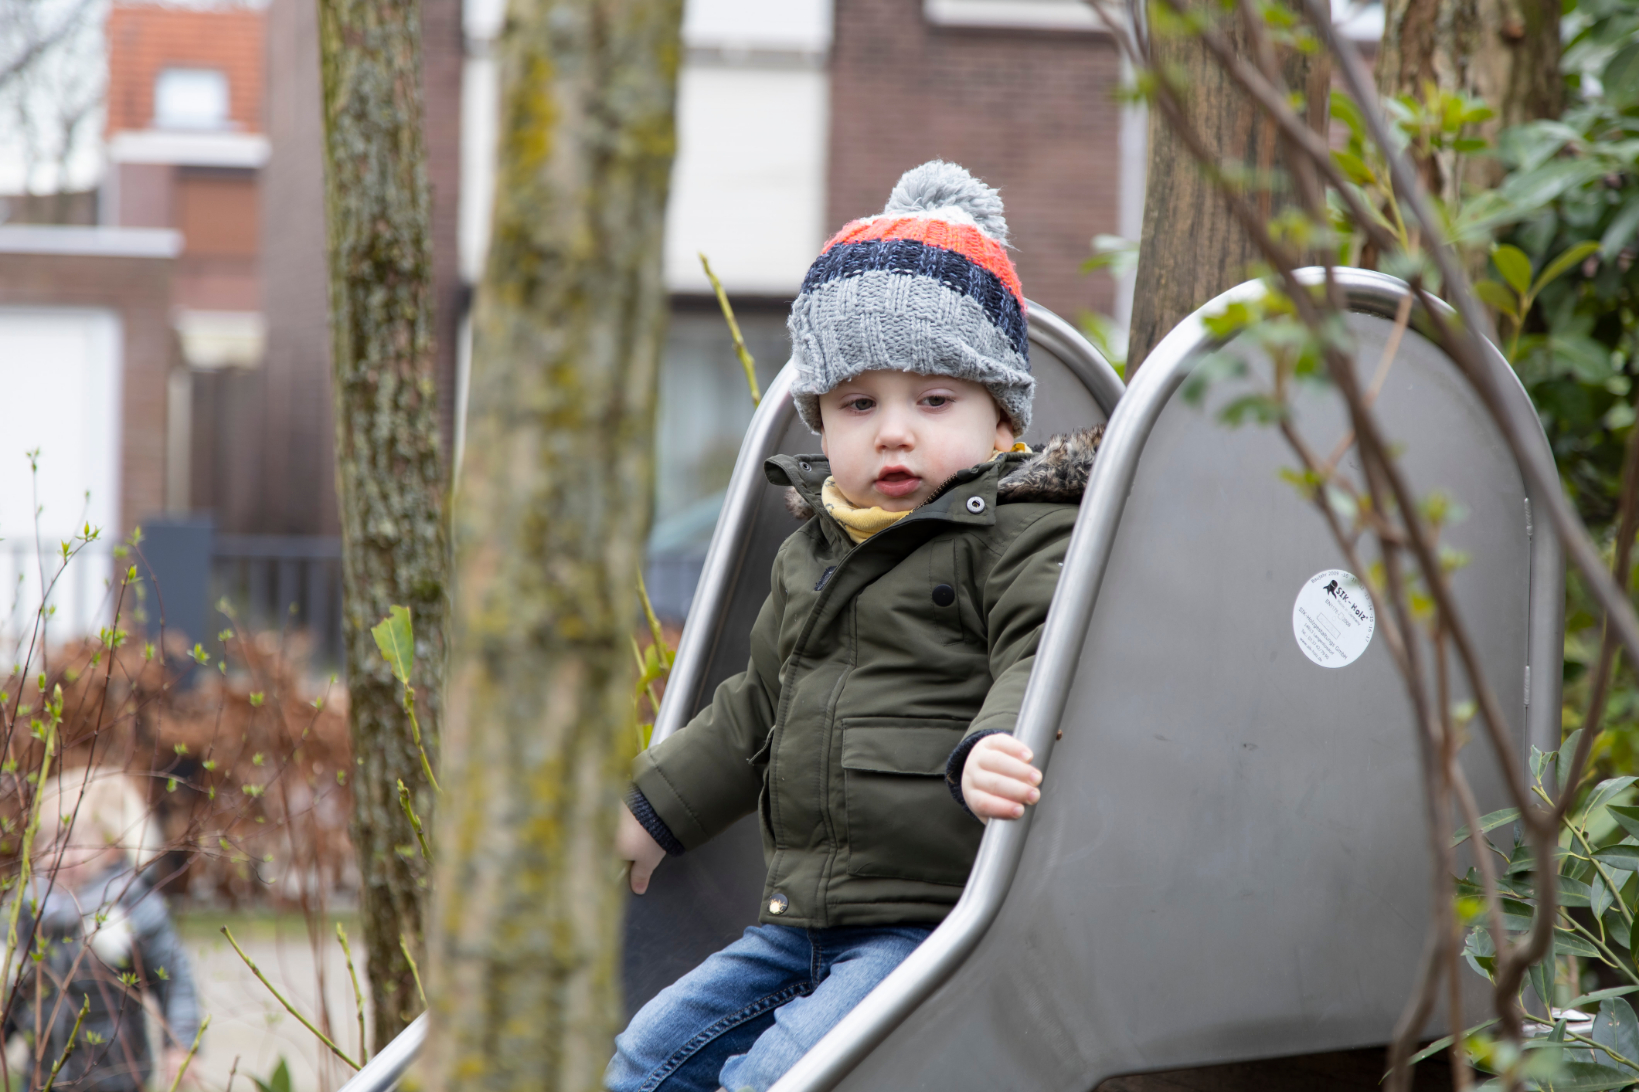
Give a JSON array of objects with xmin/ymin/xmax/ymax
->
[{"xmin": 3, "ymin": 768, "xmax": 201, "ymax": 1091}]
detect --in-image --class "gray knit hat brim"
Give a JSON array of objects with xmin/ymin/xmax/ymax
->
[{"xmin": 788, "ymin": 271, "xmax": 1033, "ymax": 435}]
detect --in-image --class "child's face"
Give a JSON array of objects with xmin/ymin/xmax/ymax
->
[{"xmin": 818, "ymin": 370, "xmax": 1014, "ymax": 511}]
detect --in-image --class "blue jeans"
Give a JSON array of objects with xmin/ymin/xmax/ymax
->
[{"xmin": 606, "ymin": 923, "xmax": 931, "ymax": 1092}]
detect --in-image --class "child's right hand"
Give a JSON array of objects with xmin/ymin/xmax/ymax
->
[
  {"xmin": 961, "ymin": 734, "xmax": 1043, "ymax": 822},
  {"xmin": 617, "ymin": 804, "xmax": 668, "ymax": 894}
]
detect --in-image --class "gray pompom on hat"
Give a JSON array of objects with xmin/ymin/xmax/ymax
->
[{"xmin": 786, "ymin": 161, "xmax": 1033, "ymax": 435}]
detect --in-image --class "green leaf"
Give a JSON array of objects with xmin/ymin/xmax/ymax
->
[
  {"xmin": 252, "ymin": 1059, "xmax": 292, "ymax": 1092},
  {"xmin": 1494, "ymin": 244, "xmax": 1534, "ymax": 294},
  {"xmin": 1474, "ymin": 278, "xmax": 1521, "ymax": 316},
  {"xmin": 1593, "ymin": 873, "xmax": 1615, "ymax": 920},
  {"xmin": 371, "ymin": 605, "xmax": 415, "ymax": 685},
  {"xmin": 1604, "ymin": 41, "xmax": 1639, "ymax": 108},
  {"xmin": 1532, "ymin": 745, "xmax": 1552, "ymax": 783},
  {"xmin": 1558, "ymin": 927, "xmax": 1603, "ymax": 959},
  {"xmin": 1607, "ymin": 805, "xmax": 1639, "ymax": 842},
  {"xmin": 1548, "ymin": 1058, "xmax": 1639, "ymax": 1091},
  {"xmin": 1404, "ymin": 1017, "xmax": 1501, "ymax": 1067},
  {"xmin": 1533, "ymin": 240, "xmax": 1603, "ymax": 296},
  {"xmin": 1453, "ymin": 807, "xmax": 1521, "ymax": 847},
  {"xmin": 1563, "ymin": 876, "xmax": 1596, "ymax": 908},
  {"xmin": 1601, "ymin": 199, "xmax": 1639, "ymax": 258},
  {"xmin": 1596, "ymin": 844, "xmax": 1639, "ymax": 872},
  {"xmin": 1330, "ymin": 90, "xmax": 1367, "ymax": 141},
  {"xmin": 1582, "ymin": 777, "xmax": 1639, "ymax": 820},
  {"xmin": 1552, "ymin": 333, "xmax": 1619, "ymax": 383},
  {"xmin": 1571, "ymin": 986, "xmax": 1639, "ymax": 1009},
  {"xmin": 1593, "ymin": 998, "xmax": 1639, "ymax": 1073},
  {"xmin": 1561, "ymin": 730, "xmax": 1586, "ymax": 795},
  {"xmin": 1531, "ymin": 957, "xmax": 1555, "ymax": 1013},
  {"xmin": 1331, "ymin": 149, "xmax": 1375, "ymax": 186}
]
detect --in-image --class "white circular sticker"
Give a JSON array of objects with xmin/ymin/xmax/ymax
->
[{"xmin": 1292, "ymin": 569, "xmax": 1376, "ymax": 668}]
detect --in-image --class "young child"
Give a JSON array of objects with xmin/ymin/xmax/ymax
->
[
  {"xmin": 609, "ymin": 161, "xmax": 1100, "ymax": 1092},
  {"xmin": 4, "ymin": 769, "xmax": 201, "ymax": 1092}
]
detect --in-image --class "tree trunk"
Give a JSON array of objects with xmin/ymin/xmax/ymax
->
[
  {"xmin": 316, "ymin": 0, "xmax": 448, "ymax": 1050},
  {"xmin": 424, "ymin": 0, "xmax": 682, "ymax": 1087},
  {"xmin": 1127, "ymin": 6, "xmax": 1331, "ymax": 373},
  {"xmin": 1377, "ymin": 0, "xmax": 1560, "ymax": 196}
]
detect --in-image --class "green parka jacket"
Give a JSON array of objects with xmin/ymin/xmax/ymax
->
[{"xmin": 629, "ymin": 428, "xmax": 1101, "ymax": 929}]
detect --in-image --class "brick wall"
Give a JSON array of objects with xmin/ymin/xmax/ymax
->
[
  {"xmin": 107, "ymin": 4, "xmax": 265, "ymax": 135},
  {"xmin": 0, "ymin": 253, "xmax": 175, "ymax": 533},
  {"xmin": 828, "ymin": 0, "xmax": 1125, "ymax": 321}
]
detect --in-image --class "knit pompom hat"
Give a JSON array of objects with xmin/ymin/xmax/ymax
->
[{"xmin": 787, "ymin": 161, "xmax": 1033, "ymax": 435}]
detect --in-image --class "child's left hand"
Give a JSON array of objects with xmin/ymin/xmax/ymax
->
[{"xmin": 961, "ymin": 734, "xmax": 1042, "ymax": 823}]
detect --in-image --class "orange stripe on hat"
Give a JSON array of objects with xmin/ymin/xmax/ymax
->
[{"xmin": 821, "ymin": 215, "xmax": 1025, "ymax": 308}]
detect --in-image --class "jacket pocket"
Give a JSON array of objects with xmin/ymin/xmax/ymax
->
[{"xmin": 840, "ymin": 717, "xmax": 983, "ymax": 886}]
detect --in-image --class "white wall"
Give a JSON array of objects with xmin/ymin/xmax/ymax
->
[
  {"xmin": 0, "ymin": 307, "xmax": 121, "ymax": 641},
  {"xmin": 662, "ymin": 61, "xmax": 829, "ymax": 296},
  {"xmin": 459, "ymin": 0, "xmax": 832, "ymax": 295}
]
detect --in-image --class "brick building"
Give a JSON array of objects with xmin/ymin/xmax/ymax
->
[
  {"xmin": 0, "ymin": 0, "xmax": 1145, "ymax": 636},
  {"xmin": 828, "ymin": 0, "xmax": 1129, "ymax": 320}
]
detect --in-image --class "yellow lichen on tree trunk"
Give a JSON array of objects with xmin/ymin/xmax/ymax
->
[{"xmin": 425, "ymin": 1, "xmax": 683, "ymax": 1088}]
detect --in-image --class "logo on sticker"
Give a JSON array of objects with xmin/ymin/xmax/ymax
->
[{"xmin": 1292, "ymin": 569, "xmax": 1375, "ymax": 668}]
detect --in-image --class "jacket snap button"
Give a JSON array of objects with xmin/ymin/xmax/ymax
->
[
  {"xmin": 932, "ymin": 583, "xmax": 956, "ymax": 607},
  {"xmin": 799, "ymin": 461, "xmax": 811, "ymax": 473},
  {"xmin": 966, "ymin": 496, "xmax": 986, "ymax": 514},
  {"xmin": 768, "ymin": 893, "xmax": 789, "ymax": 915}
]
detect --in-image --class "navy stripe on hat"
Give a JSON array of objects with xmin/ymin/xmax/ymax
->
[{"xmin": 799, "ymin": 237, "xmax": 1028, "ymax": 359}]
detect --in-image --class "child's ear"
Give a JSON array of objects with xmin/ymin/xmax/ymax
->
[
  {"xmin": 819, "ymin": 430, "xmax": 829, "ymax": 459},
  {"xmin": 992, "ymin": 398, "xmax": 1015, "ymax": 449}
]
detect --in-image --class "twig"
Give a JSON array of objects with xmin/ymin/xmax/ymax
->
[
  {"xmin": 402, "ymin": 687, "xmax": 439, "ymax": 795},
  {"xmin": 336, "ymin": 923, "xmax": 369, "ymax": 1064},
  {"xmin": 38, "ymin": 996, "xmax": 88, "ymax": 1092},
  {"xmin": 220, "ymin": 926, "xmax": 361, "ymax": 1070},
  {"xmin": 165, "ymin": 1014, "xmax": 210, "ymax": 1092},
  {"xmin": 226, "ymin": 1055, "xmax": 240, "ymax": 1092},
  {"xmin": 397, "ymin": 780, "xmax": 433, "ymax": 863},
  {"xmin": 699, "ymin": 253, "xmax": 761, "ymax": 405},
  {"xmin": 400, "ymin": 933, "xmax": 426, "ymax": 1006}
]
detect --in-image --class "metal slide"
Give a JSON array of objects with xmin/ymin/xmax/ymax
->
[
  {"xmin": 771, "ymin": 269, "xmax": 1563, "ymax": 1091},
  {"xmin": 336, "ymin": 274, "xmax": 1561, "ymax": 1092}
]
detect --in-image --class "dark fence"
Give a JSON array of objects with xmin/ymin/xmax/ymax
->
[
  {"xmin": 212, "ymin": 534, "xmax": 344, "ymax": 669},
  {"xmin": 138, "ymin": 519, "xmax": 344, "ymax": 675}
]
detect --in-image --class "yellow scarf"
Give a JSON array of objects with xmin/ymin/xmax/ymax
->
[{"xmin": 821, "ymin": 444, "xmax": 1030, "ymax": 545}]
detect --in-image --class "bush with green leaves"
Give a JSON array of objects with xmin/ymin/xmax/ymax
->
[{"xmin": 1450, "ymin": 729, "xmax": 1639, "ymax": 1089}]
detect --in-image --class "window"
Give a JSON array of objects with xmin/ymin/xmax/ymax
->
[{"xmin": 153, "ymin": 68, "xmax": 231, "ymax": 130}]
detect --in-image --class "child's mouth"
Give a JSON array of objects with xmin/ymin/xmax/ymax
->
[{"xmin": 874, "ymin": 469, "xmax": 922, "ymax": 498}]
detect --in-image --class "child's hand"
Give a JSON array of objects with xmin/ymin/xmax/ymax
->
[
  {"xmin": 961, "ymin": 734, "xmax": 1042, "ymax": 823},
  {"xmin": 617, "ymin": 805, "xmax": 668, "ymax": 894}
]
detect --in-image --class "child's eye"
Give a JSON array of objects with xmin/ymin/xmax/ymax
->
[
  {"xmin": 923, "ymin": 395, "xmax": 950, "ymax": 408},
  {"xmin": 844, "ymin": 397, "xmax": 874, "ymax": 412}
]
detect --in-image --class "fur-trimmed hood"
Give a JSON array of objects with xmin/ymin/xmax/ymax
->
[{"xmin": 783, "ymin": 425, "xmax": 1103, "ymax": 521}]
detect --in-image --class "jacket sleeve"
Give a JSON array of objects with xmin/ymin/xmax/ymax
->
[
  {"xmin": 629, "ymin": 546, "xmax": 788, "ymax": 852},
  {"xmin": 951, "ymin": 507, "xmax": 1076, "ymax": 769},
  {"xmin": 129, "ymin": 890, "xmax": 200, "ymax": 1050}
]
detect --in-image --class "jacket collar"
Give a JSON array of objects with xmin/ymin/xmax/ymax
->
[
  {"xmin": 765, "ymin": 453, "xmax": 1025, "ymax": 552},
  {"xmin": 768, "ymin": 426, "xmax": 1103, "ymax": 537}
]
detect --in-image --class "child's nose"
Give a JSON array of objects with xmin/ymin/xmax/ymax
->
[{"xmin": 875, "ymin": 406, "xmax": 914, "ymax": 447}]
